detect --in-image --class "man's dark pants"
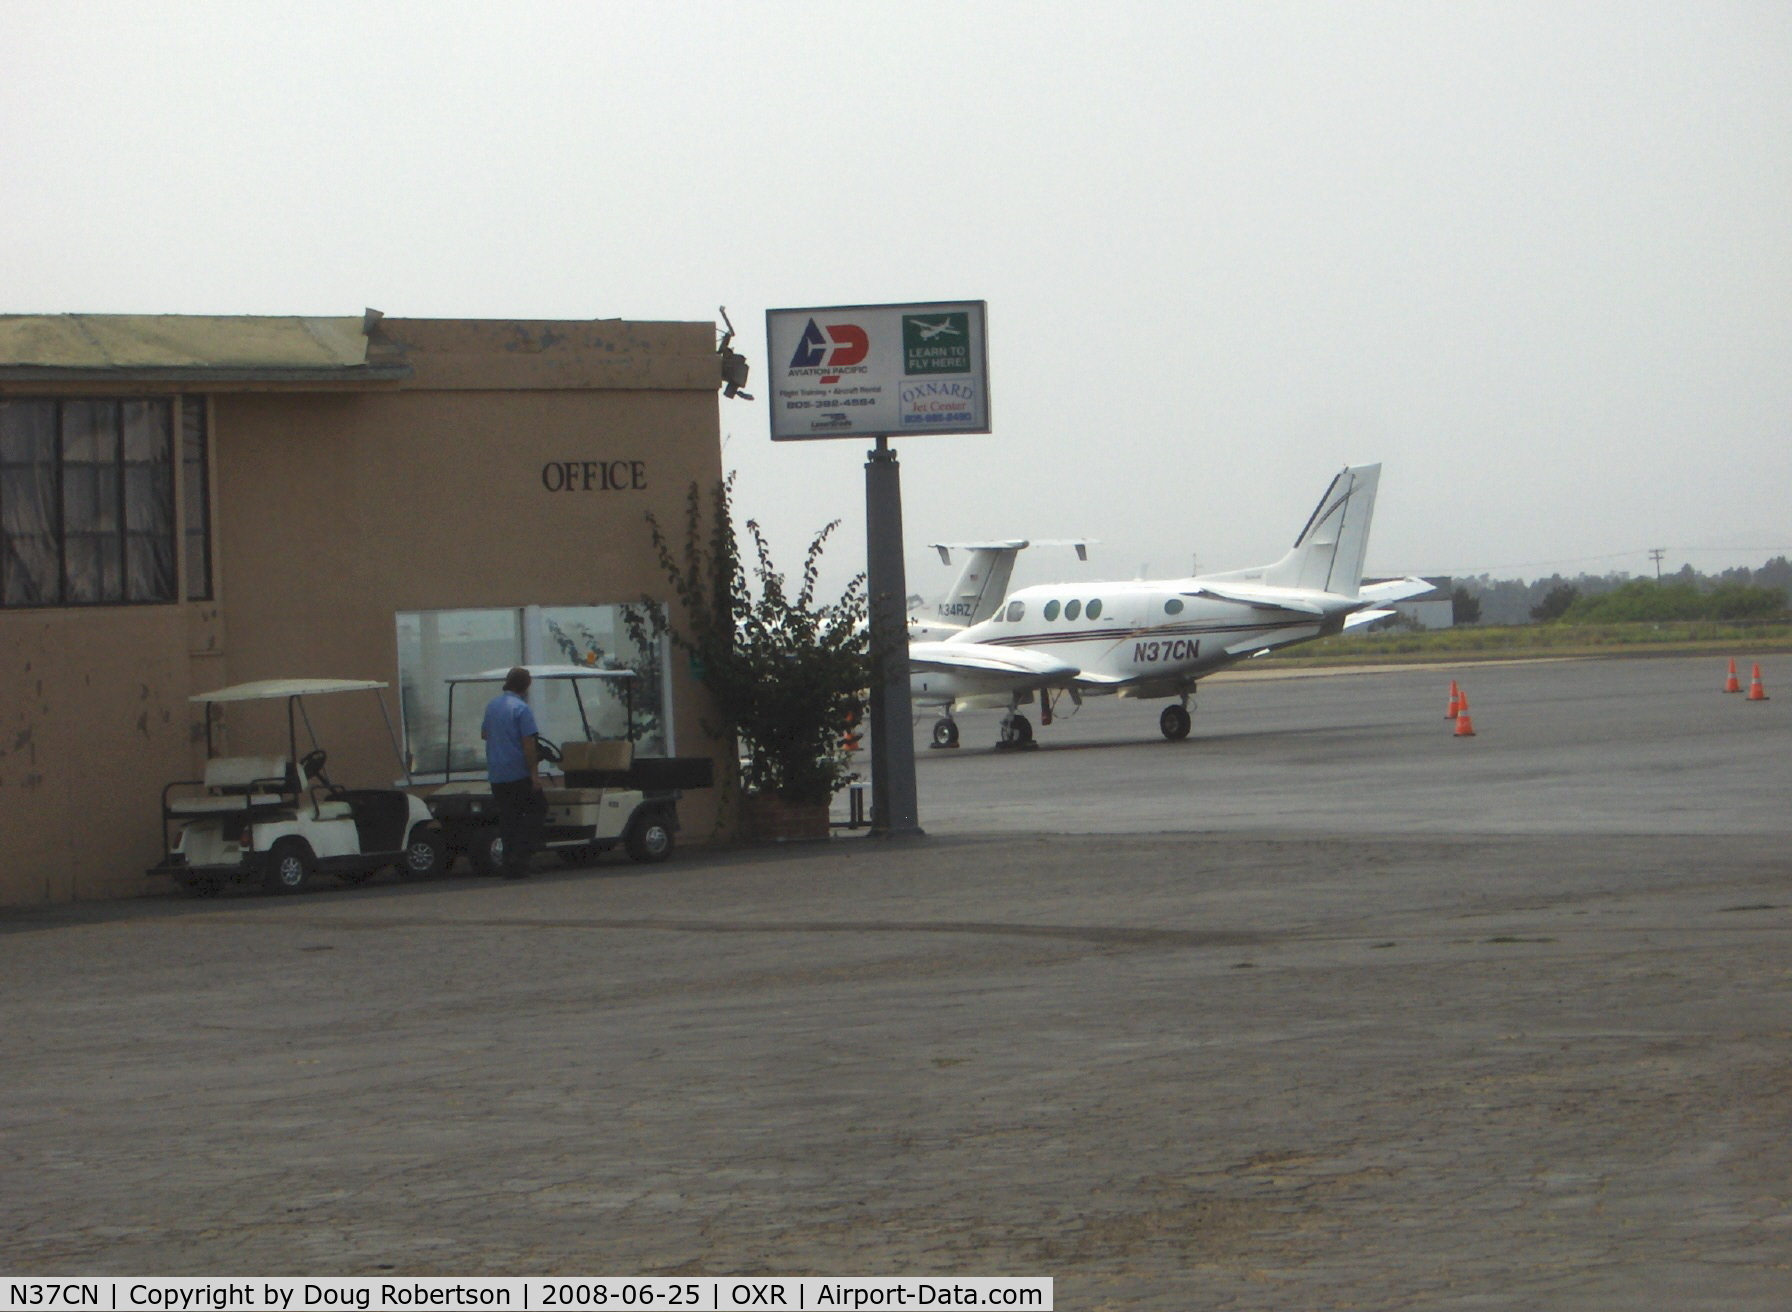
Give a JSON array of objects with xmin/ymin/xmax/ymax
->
[{"xmin": 492, "ymin": 778, "xmax": 545, "ymax": 876}]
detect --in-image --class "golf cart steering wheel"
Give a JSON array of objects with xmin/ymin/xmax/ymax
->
[
  {"xmin": 299, "ymin": 748, "xmax": 329, "ymax": 783},
  {"xmin": 534, "ymin": 735, "xmax": 562, "ymax": 766}
]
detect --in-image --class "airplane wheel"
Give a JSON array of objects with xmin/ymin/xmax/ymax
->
[
  {"xmin": 1160, "ymin": 704, "xmax": 1192, "ymax": 741},
  {"xmin": 999, "ymin": 715, "xmax": 1033, "ymax": 747},
  {"xmin": 931, "ymin": 719, "xmax": 960, "ymax": 749}
]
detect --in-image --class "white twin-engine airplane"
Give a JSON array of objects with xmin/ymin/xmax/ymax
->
[{"xmin": 907, "ymin": 463, "xmax": 1433, "ymax": 748}]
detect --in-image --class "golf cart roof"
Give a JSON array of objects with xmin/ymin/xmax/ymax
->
[
  {"xmin": 190, "ymin": 678, "xmax": 388, "ymax": 704},
  {"xmin": 446, "ymin": 664, "xmax": 638, "ymax": 684}
]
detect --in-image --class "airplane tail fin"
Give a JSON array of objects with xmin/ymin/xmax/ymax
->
[
  {"xmin": 1261, "ymin": 463, "xmax": 1382, "ymax": 597},
  {"xmin": 927, "ymin": 541, "xmax": 1028, "ymax": 626}
]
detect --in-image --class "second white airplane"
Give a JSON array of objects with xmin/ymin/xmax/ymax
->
[{"xmin": 907, "ymin": 463, "xmax": 1433, "ymax": 748}]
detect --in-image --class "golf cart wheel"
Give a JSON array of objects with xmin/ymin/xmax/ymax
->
[
  {"xmin": 469, "ymin": 830, "xmax": 504, "ymax": 877},
  {"xmin": 179, "ymin": 874, "xmax": 223, "ymax": 899},
  {"xmin": 1160, "ymin": 704, "xmax": 1192, "ymax": 741},
  {"xmin": 262, "ymin": 838, "xmax": 315, "ymax": 895},
  {"xmin": 931, "ymin": 719, "xmax": 959, "ymax": 749},
  {"xmin": 396, "ymin": 827, "xmax": 448, "ymax": 880},
  {"xmin": 626, "ymin": 810, "xmax": 675, "ymax": 864}
]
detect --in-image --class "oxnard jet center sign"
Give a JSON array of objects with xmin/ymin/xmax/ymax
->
[{"xmin": 766, "ymin": 301, "xmax": 990, "ymax": 441}]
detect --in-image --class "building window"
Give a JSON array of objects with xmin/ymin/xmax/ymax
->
[
  {"xmin": 0, "ymin": 397, "xmax": 178, "ymax": 608},
  {"xmin": 182, "ymin": 396, "xmax": 212, "ymax": 600},
  {"xmin": 396, "ymin": 604, "xmax": 670, "ymax": 776},
  {"xmin": 0, "ymin": 400, "xmax": 58, "ymax": 605}
]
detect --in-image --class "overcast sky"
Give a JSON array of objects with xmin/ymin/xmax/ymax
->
[{"xmin": 5, "ymin": 1, "xmax": 1788, "ymax": 600}]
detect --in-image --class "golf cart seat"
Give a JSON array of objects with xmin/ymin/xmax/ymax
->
[
  {"xmin": 167, "ymin": 755, "xmax": 299, "ymax": 816},
  {"xmin": 546, "ymin": 739, "xmax": 634, "ymax": 805}
]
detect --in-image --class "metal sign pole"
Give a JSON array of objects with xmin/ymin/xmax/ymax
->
[{"xmin": 864, "ymin": 436, "xmax": 923, "ymax": 838}]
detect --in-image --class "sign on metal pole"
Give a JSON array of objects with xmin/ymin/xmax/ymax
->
[{"xmin": 765, "ymin": 302, "xmax": 990, "ymax": 442}]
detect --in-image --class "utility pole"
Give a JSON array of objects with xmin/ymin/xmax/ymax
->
[
  {"xmin": 864, "ymin": 437, "xmax": 922, "ymax": 839},
  {"xmin": 1649, "ymin": 548, "xmax": 1665, "ymax": 580}
]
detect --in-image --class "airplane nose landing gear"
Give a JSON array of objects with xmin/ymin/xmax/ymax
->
[{"xmin": 930, "ymin": 717, "xmax": 961, "ymax": 749}]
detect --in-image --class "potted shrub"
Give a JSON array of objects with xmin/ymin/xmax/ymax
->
[{"xmin": 630, "ymin": 477, "xmax": 869, "ymax": 841}]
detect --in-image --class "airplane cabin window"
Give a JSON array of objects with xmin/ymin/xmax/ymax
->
[
  {"xmin": 1043, "ymin": 600, "xmax": 1060, "ymax": 621},
  {"xmin": 1086, "ymin": 599, "xmax": 1103, "ymax": 620},
  {"xmin": 1064, "ymin": 600, "xmax": 1082, "ymax": 621},
  {"xmin": 1165, "ymin": 598, "xmax": 1184, "ymax": 615},
  {"xmin": 1005, "ymin": 600, "xmax": 1025, "ymax": 622}
]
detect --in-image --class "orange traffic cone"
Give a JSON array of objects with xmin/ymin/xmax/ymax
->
[
  {"xmin": 1453, "ymin": 690, "xmax": 1476, "ymax": 737},
  {"xmin": 1447, "ymin": 679, "xmax": 1462, "ymax": 719},
  {"xmin": 1747, "ymin": 664, "xmax": 1769, "ymax": 702},
  {"xmin": 1723, "ymin": 658, "xmax": 1742, "ymax": 693}
]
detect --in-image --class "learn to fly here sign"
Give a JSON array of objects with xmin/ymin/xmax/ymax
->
[{"xmin": 765, "ymin": 301, "xmax": 990, "ymax": 441}]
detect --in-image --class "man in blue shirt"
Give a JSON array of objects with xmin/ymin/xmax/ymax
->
[{"xmin": 482, "ymin": 666, "xmax": 544, "ymax": 879}]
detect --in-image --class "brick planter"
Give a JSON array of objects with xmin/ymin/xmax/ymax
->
[{"xmin": 740, "ymin": 793, "xmax": 831, "ymax": 843}]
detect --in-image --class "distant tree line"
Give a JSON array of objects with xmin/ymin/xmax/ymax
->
[{"xmin": 1453, "ymin": 557, "xmax": 1792, "ymax": 626}]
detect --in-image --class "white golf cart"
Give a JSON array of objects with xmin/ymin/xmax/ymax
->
[
  {"xmin": 425, "ymin": 665, "xmax": 712, "ymax": 874},
  {"xmin": 149, "ymin": 678, "xmax": 447, "ymax": 897}
]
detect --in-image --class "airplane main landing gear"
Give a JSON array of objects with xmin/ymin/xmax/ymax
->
[
  {"xmin": 930, "ymin": 717, "xmax": 960, "ymax": 749},
  {"xmin": 1160, "ymin": 699, "xmax": 1192, "ymax": 741},
  {"xmin": 996, "ymin": 712, "xmax": 1035, "ymax": 750}
]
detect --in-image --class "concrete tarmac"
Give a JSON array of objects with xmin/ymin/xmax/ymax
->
[{"xmin": 2, "ymin": 655, "xmax": 1788, "ymax": 1309}]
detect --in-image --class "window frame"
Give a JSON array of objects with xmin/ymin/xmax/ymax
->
[{"xmin": 0, "ymin": 395, "xmax": 187, "ymax": 610}]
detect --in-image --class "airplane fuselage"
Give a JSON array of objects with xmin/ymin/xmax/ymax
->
[{"xmin": 945, "ymin": 579, "xmax": 1332, "ymax": 691}]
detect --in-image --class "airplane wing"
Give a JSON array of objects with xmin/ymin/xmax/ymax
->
[
  {"xmin": 1181, "ymin": 582, "xmax": 1325, "ymax": 615},
  {"xmin": 1359, "ymin": 576, "xmax": 1435, "ymax": 604},
  {"xmin": 907, "ymin": 641, "xmax": 1079, "ymax": 694},
  {"xmin": 1223, "ymin": 626, "xmax": 1324, "ymax": 658}
]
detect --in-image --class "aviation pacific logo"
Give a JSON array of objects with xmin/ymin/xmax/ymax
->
[{"xmin": 788, "ymin": 319, "xmax": 871, "ymax": 384}]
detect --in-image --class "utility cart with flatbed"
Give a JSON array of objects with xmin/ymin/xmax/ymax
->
[{"xmin": 424, "ymin": 665, "xmax": 713, "ymax": 874}]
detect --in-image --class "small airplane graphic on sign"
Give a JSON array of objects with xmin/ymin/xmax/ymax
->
[{"xmin": 913, "ymin": 318, "xmax": 962, "ymax": 341}]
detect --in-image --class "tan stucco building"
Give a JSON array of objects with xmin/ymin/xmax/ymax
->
[{"xmin": 0, "ymin": 312, "xmax": 732, "ymax": 906}]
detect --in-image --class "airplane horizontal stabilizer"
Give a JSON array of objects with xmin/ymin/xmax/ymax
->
[
  {"xmin": 1340, "ymin": 608, "xmax": 1396, "ymax": 630},
  {"xmin": 1359, "ymin": 576, "xmax": 1435, "ymax": 604}
]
